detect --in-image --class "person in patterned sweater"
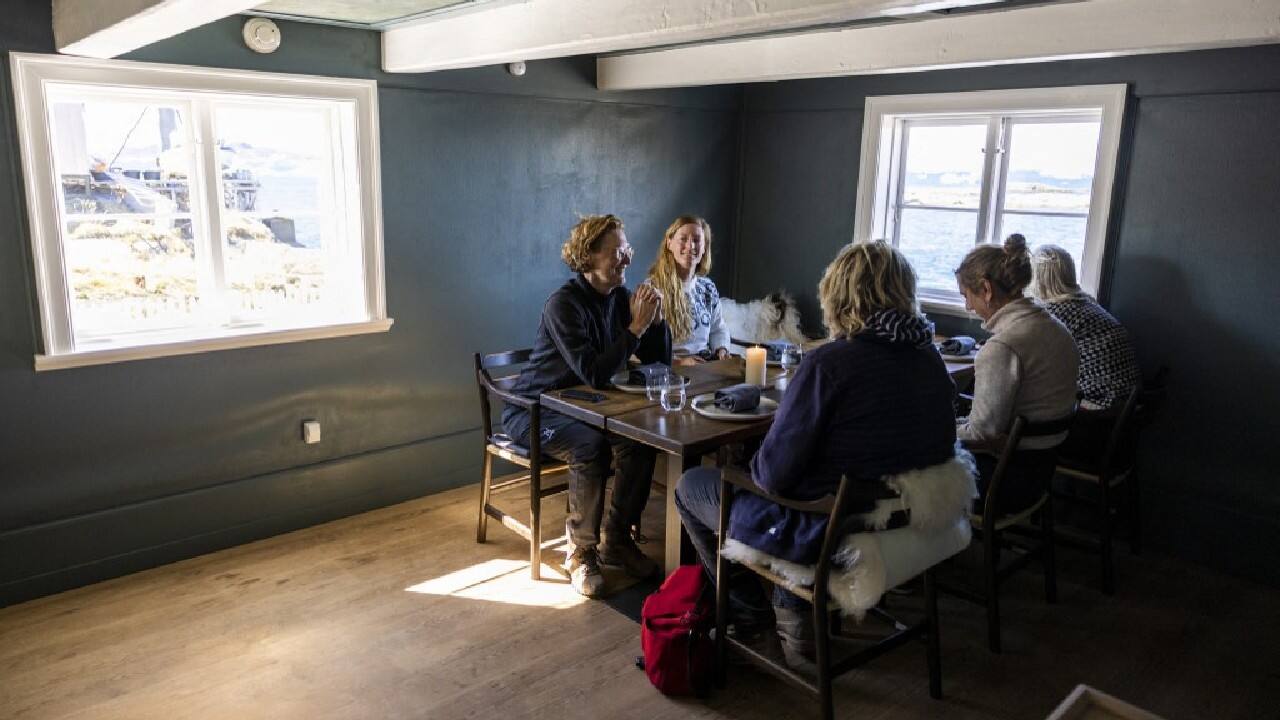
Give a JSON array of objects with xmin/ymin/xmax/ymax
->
[
  {"xmin": 1030, "ymin": 244, "xmax": 1141, "ymax": 410},
  {"xmin": 646, "ymin": 215, "xmax": 731, "ymax": 365}
]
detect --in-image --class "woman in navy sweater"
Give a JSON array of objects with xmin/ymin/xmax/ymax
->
[{"xmin": 675, "ymin": 241, "xmax": 957, "ymax": 666}]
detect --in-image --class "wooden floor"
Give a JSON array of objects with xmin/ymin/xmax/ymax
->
[{"xmin": 2, "ymin": 482, "xmax": 1278, "ymax": 720}]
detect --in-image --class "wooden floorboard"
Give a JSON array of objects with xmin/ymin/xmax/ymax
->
[{"xmin": 1, "ymin": 482, "xmax": 1278, "ymax": 719}]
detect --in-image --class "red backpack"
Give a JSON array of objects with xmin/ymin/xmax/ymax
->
[{"xmin": 639, "ymin": 564, "xmax": 715, "ymax": 697}]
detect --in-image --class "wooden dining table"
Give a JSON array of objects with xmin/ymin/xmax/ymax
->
[{"xmin": 540, "ymin": 355, "xmax": 976, "ymax": 573}]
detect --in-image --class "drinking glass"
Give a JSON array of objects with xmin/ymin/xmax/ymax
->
[
  {"xmin": 645, "ymin": 368, "xmax": 664, "ymax": 401},
  {"xmin": 780, "ymin": 344, "xmax": 804, "ymax": 374},
  {"xmin": 659, "ymin": 371, "xmax": 686, "ymax": 412}
]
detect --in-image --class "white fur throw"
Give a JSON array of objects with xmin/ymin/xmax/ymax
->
[
  {"xmin": 721, "ymin": 451, "xmax": 977, "ymax": 619},
  {"xmin": 720, "ymin": 292, "xmax": 807, "ymax": 347}
]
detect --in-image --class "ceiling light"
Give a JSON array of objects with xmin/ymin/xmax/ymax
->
[{"xmin": 882, "ymin": 0, "xmax": 1003, "ymax": 17}]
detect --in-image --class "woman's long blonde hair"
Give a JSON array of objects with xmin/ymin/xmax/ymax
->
[
  {"xmin": 647, "ymin": 215, "xmax": 714, "ymax": 343},
  {"xmin": 818, "ymin": 241, "xmax": 919, "ymax": 338}
]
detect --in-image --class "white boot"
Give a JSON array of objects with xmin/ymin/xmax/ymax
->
[{"xmin": 563, "ymin": 546, "xmax": 606, "ymax": 598}]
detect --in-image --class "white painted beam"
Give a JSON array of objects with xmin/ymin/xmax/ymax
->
[
  {"xmin": 597, "ymin": 0, "xmax": 1280, "ymax": 90},
  {"xmin": 54, "ymin": 0, "xmax": 261, "ymax": 58},
  {"xmin": 381, "ymin": 0, "xmax": 1006, "ymax": 73}
]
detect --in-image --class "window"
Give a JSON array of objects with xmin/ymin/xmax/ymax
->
[
  {"xmin": 853, "ymin": 85, "xmax": 1127, "ymax": 312},
  {"xmin": 10, "ymin": 54, "xmax": 389, "ymax": 370}
]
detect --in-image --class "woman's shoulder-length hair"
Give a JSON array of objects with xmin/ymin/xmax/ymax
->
[{"xmin": 818, "ymin": 241, "xmax": 920, "ymax": 338}]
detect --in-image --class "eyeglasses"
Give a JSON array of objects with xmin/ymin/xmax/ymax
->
[{"xmin": 612, "ymin": 245, "xmax": 635, "ymax": 262}]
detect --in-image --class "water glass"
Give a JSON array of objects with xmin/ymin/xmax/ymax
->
[
  {"xmin": 645, "ymin": 368, "xmax": 664, "ymax": 400},
  {"xmin": 659, "ymin": 371, "xmax": 686, "ymax": 412},
  {"xmin": 780, "ymin": 344, "xmax": 804, "ymax": 374}
]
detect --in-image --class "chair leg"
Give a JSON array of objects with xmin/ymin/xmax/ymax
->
[
  {"xmin": 476, "ymin": 451, "xmax": 494, "ymax": 543},
  {"xmin": 924, "ymin": 568, "xmax": 942, "ymax": 700},
  {"xmin": 1100, "ymin": 482, "xmax": 1115, "ymax": 595},
  {"xmin": 1042, "ymin": 496, "xmax": 1059, "ymax": 604},
  {"xmin": 714, "ymin": 555, "xmax": 729, "ymax": 687},
  {"xmin": 529, "ymin": 468, "xmax": 542, "ymax": 581},
  {"xmin": 814, "ymin": 602, "xmax": 834, "ymax": 720},
  {"xmin": 985, "ymin": 528, "xmax": 1002, "ymax": 654},
  {"xmin": 1128, "ymin": 469, "xmax": 1143, "ymax": 555}
]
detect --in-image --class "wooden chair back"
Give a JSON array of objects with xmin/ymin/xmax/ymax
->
[
  {"xmin": 983, "ymin": 410, "xmax": 1077, "ymax": 523},
  {"xmin": 474, "ymin": 348, "xmax": 534, "ymax": 440}
]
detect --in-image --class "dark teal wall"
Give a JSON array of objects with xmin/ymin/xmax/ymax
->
[
  {"xmin": 0, "ymin": 4, "xmax": 743, "ymax": 604},
  {"xmin": 735, "ymin": 46, "xmax": 1280, "ymax": 584}
]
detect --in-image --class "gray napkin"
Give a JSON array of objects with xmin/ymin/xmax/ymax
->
[
  {"xmin": 714, "ymin": 384, "xmax": 761, "ymax": 412},
  {"xmin": 938, "ymin": 336, "xmax": 977, "ymax": 356}
]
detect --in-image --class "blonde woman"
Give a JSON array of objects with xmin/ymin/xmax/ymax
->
[
  {"xmin": 675, "ymin": 241, "xmax": 961, "ymax": 667},
  {"xmin": 647, "ymin": 215, "xmax": 730, "ymax": 365},
  {"xmin": 503, "ymin": 214, "xmax": 670, "ymax": 597},
  {"xmin": 1030, "ymin": 244, "xmax": 1140, "ymax": 409}
]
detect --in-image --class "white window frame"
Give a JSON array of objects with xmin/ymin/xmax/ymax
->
[
  {"xmin": 853, "ymin": 84, "xmax": 1127, "ymax": 315},
  {"xmin": 10, "ymin": 53, "xmax": 391, "ymax": 371}
]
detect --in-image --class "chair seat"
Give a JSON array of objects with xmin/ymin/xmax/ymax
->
[
  {"xmin": 971, "ymin": 493, "xmax": 1048, "ymax": 532},
  {"xmin": 486, "ymin": 436, "xmax": 565, "ymax": 467},
  {"xmin": 1055, "ymin": 463, "xmax": 1132, "ymax": 487}
]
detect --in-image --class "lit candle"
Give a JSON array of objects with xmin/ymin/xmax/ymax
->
[{"xmin": 745, "ymin": 346, "xmax": 767, "ymax": 387}]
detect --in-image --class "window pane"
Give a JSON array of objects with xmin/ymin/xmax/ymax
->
[
  {"xmin": 49, "ymin": 98, "xmax": 192, "ymax": 215},
  {"xmin": 222, "ymin": 213, "xmax": 332, "ymax": 322},
  {"xmin": 64, "ymin": 218, "xmax": 201, "ymax": 339},
  {"xmin": 1000, "ymin": 213, "xmax": 1088, "ymax": 272},
  {"xmin": 898, "ymin": 207, "xmax": 978, "ymax": 293},
  {"xmin": 902, "ymin": 123, "xmax": 987, "ymax": 211},
  {"xmin": 1003, "ymin": 121, "xmax": 1100, "ymax": 213},
  {"xmin": 215, "ymin": 104, "xmax": 344, "ymax": 323}
]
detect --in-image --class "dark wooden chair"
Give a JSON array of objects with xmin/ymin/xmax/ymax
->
[
  {"xmin": 943, "ymin": 411, "xmax": 1075, "ymax": 653},
  {"xmin": 1053, "ymin": 369, "xmax": 1168, "ymax": 594},
  {"xmin": 474, "ymin": 350, "xmax": 570, "ymax": 580},
  {"xmin": 714, "ymin": 466, "xmax": 944, "ymax": 720}
]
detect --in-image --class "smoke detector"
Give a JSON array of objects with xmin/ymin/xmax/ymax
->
[{"xmin": 243, "ymin": 18, "xmax": 282, "ymax": 54}]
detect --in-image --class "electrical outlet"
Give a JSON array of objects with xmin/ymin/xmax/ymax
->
[{"xmin": 302, "ymin": 419, "xmax": 321, "ymax": 444}]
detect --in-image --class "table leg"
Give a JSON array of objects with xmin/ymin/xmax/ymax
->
[{"xmin": 663, "ymin": 453, "xmax": 683, "ymax": 573}]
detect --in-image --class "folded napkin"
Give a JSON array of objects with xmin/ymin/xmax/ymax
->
[
  {"xmin": 763, "ymin": 340, "xmax": 792, "ymax": 362},
  {"xmin": 627, "ymin": 363, "xmax": 669, "ymax": 386},
  {"xmin": 714, "ymin": 383, "xmax": 761, "ymax": 412},
  {"xmin": 938, "ymin": 336, "xmax": 977, "ymax": 356}
]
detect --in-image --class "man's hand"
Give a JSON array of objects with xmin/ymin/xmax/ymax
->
[{"xmin": 629, "ymin": 283, "xmax": 663, "ymax": 337}]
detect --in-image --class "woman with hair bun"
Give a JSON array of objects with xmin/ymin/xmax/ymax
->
[{"xmin": 954, "ymin": 234, "xmax": 1078, "ymax": 513}]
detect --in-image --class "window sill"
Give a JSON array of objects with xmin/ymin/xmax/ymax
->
[
  {"xmin": 921, "ymin": 299, "xmax": 979, "ymax": 320},
  {"xmin": 34, "ymin": 318, "xmax": 394, "ymax": 371}
]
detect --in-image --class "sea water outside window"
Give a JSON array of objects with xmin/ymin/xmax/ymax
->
[
  {"xmin": 853, "ymin": 85, "xmax": 1127, "ymax": 312},
  {"xmin": 10, "ymin": 54, "xmax": 389, "ymax": 370}
]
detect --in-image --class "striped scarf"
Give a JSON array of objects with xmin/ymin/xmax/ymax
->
[{"xmin": 863, "ymin": 309, "xmax": 935, "ymax": 348}]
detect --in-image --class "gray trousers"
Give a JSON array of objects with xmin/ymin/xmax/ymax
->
[{"xmin": 504, "ymin": 408, "xmax": 655, "ymax": 549}]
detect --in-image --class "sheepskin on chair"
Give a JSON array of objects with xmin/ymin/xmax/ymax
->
[
  {"xmin": 721, "ymin": 450, "xmax": 978, "ymax": 619},
  {"xmin": 720, "ymin": 292, "xmax": 807, "ymax": 348}
]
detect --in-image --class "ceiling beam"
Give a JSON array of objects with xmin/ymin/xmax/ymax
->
[
  {"xmin": 381, "ymin": 0, "xmax": 1008, "ymax": 74},
  {"xmin": 597, "ymin": 0, "xmax": 1280, "ymax": 89},
  {"xmin": 54, "ymin": 0, "xmax": 261, "ymax": 58}
]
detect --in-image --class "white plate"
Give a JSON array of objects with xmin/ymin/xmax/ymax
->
[
  {"xmin": 610, "ymin": 371, "xmax": 691, "ymax": 394},
  {"xmin": 690, "ymin": 393, "xmax": 779, "ymax": 421},
  {"xmin": 940, "ymin": 352, "xmax": 978, "ymax": 363}
]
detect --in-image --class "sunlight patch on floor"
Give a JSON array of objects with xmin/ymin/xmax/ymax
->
[{"xmin": 405, "ymin": 558, "xmax": 586, "ymax": 609}]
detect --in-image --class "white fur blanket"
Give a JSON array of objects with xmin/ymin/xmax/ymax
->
[
  {"xmin": 720, "ymin": 292, "xmax": 807, "ymax": 347},
  {"xmin": 721, "ymin": 451, "xmax": 977, "ymax": 619}
]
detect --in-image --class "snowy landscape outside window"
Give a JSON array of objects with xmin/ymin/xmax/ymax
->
[
  {"xmin": 853, "ymin": 86, "xmax": 1127, "ymax": 312},
  {"xmin": 11, "ymin": 54, "xmax": 388, "ymax": 370}
]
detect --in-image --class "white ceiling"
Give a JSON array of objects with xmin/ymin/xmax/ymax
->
[
  {"xmin": 249, "ymin": 0, "xmax": 495, "ymax": 28},
  {"xmin": 51, "ymin": 0, "xmax": 1280, "ymax": 88}
]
